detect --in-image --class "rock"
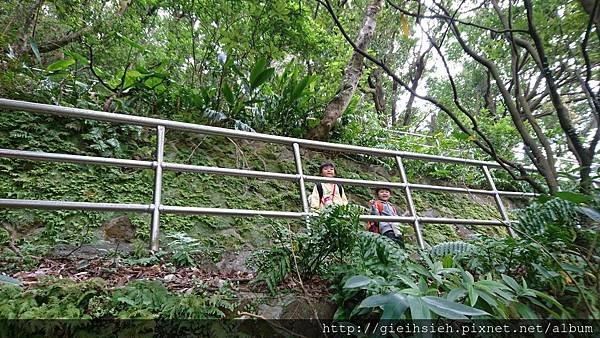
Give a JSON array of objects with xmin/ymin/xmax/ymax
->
[
  {"xmin": 257, "ymin": 304, "xmax": 284, "ymax": 319},
  {"xmin": 454, "ymin": 224, "xmax": 474, "ymax": 239},
  {"xmin": 49, "ymin": 243, "xmax": 133, "ymax": 259},
  {"xmin": 280, "ymin": 298, "xmax": 337, "ymax": 320},
  {"xmin": 102, "ymin": 216, "xmax": 136, "ymax": 243},
  {"xmin": 216, "ymin": 250, "xmax": 255, "ymax": 274},
  {"xmin": 421, "ymin": 208, "xmax": 441, "ymax": 218}
]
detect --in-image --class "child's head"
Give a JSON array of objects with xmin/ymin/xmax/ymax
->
[
  {"xmin": 319, "ymin": 161, "xmax": 336, "ymax": 177},
  {"xmin": 375, "ymin": 187, "xmax": 392, "ymax": 201}
]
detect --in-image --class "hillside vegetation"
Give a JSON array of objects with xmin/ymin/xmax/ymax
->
[{"xmin": 0, "ymin": 0, "xmax": 598, "ymax": 333}]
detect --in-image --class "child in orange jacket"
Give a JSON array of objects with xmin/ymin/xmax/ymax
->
[{"xmin": 367, "ymin": 186, "xmax": 405, "ymax": 247}]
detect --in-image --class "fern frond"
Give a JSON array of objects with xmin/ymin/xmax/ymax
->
[
  {"xmin": 430, "ymin": 241, "xmax": 476, "ymax": 257},
  {"xmin": 516, "ymin": 198, "xmax": 579, "ymax": 236}
]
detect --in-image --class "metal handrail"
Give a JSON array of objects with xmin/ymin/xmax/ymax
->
[{"xmin": 0, "ymin": 98, "xmax": 537, "ymax": 250}]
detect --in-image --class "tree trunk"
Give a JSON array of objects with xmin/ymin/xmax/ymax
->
[
  {"xmin": 307, "ymin": 0, "xmax": 384, "ymax": 140},
  {"xmin": 580, "ymin": 0, "xmax": 600, "ymax": 41},
  {"xmin": 391, "ymin": 80, "xmax": 398, "ymax": 125},
  {"xmin": 368, "ymin": 69, "xmax": 386, "ymax": 126},
  {"xmin": 402, "ymin": 47, "xmax": 429, "ymax": 127}
]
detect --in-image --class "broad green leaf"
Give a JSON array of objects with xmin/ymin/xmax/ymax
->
[
  {"xmin": 65, "ymin": 51, "xmax": 88, "ymax": 65},
  {"xmin": 29, "ymin": 37, "xmax": 41, "ymax": 65},
  {"xmin": 0, "ymin": 274, "xmax": 22, "ymax": 286},
  {"xmin": 407, "ymin": 295, "xmax": 431, "ymax": 319},
  {"xmin": 446, "ymin": 288, "xmax": 466, "ymax": 302},
  {"xmin": 117, "ymin": 297, "xmax": 136, "ymax": 305},
  {"xmin": 125, "ymin": 70, "xmax": 143, "ymax": 78},
  {"xmin": 381, "ymin": 294, "xmax": 409, "ymax": 320},
  {"xmin": 452, "ymin": 131, "xmax": 470, "ymax": 140},
  {"xmin": 290, "ymin": 75, "xmax": 312, "ymax": 101},
  {"xmin": 462, "ymin": 271, "xmax": 474, "ymax": 286},
  {"xmin": 554, "ymin": 191, "xmax": 591, "ymax": 203},
  {"xmin": 501, "ymin": 274, "xmax": 520, "ymax": 292},
  {"xmin": 536, "ymin": 194, "xmax": 552, "ymax": 203},
  {"xmin": 559, "ymin": 262, "xmax": 585, "ymax": 274},
  {"xmin": 116, "ymin": 32, "xmax": 146, "ymax": 52},
  {"xmin": 47, "ymin": 59, "xmax": 76, "ymax": 72},
  {"xmin": 468, "ymin": 285, "xmax": 478, "ymax": 307},
  {"xmin": 250, "ymin": 68, "xmax": 274, "ymax": 90},
  {"xmin": 422, "ymin": 296, "xmax": 489, "ymax": 318},
  {"xmin": 222, "ymin": 82, "xmax": 235, "ymax": 105},
  {"xmin": 357, "ymin": 294, "xmax": 389, "ymax": 308},
  {"xmin": 578, "ymin": 206, "xmax": 600, "ymax": 221},
  {"xmin": 250, "ymin": 57, "xmax": 267, "ymax": 86},
  {"xmin": 442, "ymin": 254, "xmax": 453, "ymax": 268},
  {"xmin": 344, "ymin": 275, "xmax": 373, "ymax": 289},
  {"xmin": 396, "ymin": 274, "xmax": 418, "ymax": 289},
  {"xmin": 516, "ymin": 303, "xmax": 538, "ymax": 319},
  {"xmin": 532, "ymin": 290, "xmax": 564, "ymax": 309},
  {"xmin": 475, "ymin": 289, "xmax": 498, "ymax": 308},
  {"xmin": 532, "ymin": 263, "xmax": 560, "ymax": 279}
]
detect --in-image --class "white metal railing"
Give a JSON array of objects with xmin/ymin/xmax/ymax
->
[{"xmin": 0, "ymin": 98, "xmax": 544, "ymax": 250}]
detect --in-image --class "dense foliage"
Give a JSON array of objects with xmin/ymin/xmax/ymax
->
[
  {"xmin": 0, "ymin": 0, "xmax": 598, "ymax": 324},
  {"xmin": 253, "ymin": 200, "xmax": 599, "ymax": 319}
]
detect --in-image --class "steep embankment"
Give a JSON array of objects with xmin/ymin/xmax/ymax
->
[{"xmin": 0, "ymin": 113, "xmax": 519, "ymax": 321}]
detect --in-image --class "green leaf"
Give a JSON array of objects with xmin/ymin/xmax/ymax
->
[
  {"xmin": 290, "ymin": 75, "xmax": 312, "ymax": 101},
  {"xmin": 446, "ymin": 288, "xmax": 466, "ymax": 302},
  {"xmin": 452, "ymin": 131, "xmax": 470, "ymax": 141},
  {"xmin": 554, "ymin": 191, "xmax": 591, "ymax": 203},
  {"xmin": 422, "ymin": 296, "xmax": 489, "ymax": 319},
  {"xmin": 578, "ymin": 206, "xmax": 600, "ymax": 221},
  {"xmin": 0, "ymin": 274, "xmax": 22, "ymax": 286},
  {"xmin": 468, "ymin": 285, "xmax": 478, "ymax": 307},
  {"xmin": 407, "ymin": 295, "xmax": 431, "ymax": 319},
  {"xmin": 116, "ymin": 32, "xmax": 146, "ymax": 52},
  {"xmin": 475, "ymin": 289, "xmax": 498, "ymax": 308},
  {"xmin": 222, "ymin": 82, "xmax": 235, "ymax": 105},
  {"xmin": 501, "ymin": 274, "xmax": 520, "ymax": 292},
  {"xmin": 65, "ymin": 51, "xmax": 88, "ymax": 65},
  {"xmin": 250, "ymin": 58, "xmax": 267, "ymax": 86},
  {"xmin": 47, "ymin": 59, "xmax": 76, "ymax": 72},
  {"xmin": 536, "ymin": 194, "xmax": 552, "ymax": 203},
  {"xmin": 516, "ymin": 303, "xmax": 538, "ymax": 319},
  {"xmin": 29, "ymin": 37, "xmax": 41, "ymax": 65},
  {"xmin": 462, "ymin": 271, "xmax": 474, "ymax": 286},
  {"xmin": 343, "ymin": 275, "xmax": 373, "ymax": 289},
  {"xmin": 381, "ymin": 294, "xmax": 409, "ymax": 320},
  {"xmin": 250, "ymin": 68, "xmax": 274, "ymax": 90},
  {"xmin": 357, "ymin": 294, "xmax": 389, "ymax": 308}
]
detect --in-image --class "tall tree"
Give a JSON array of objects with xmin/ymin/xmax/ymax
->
[
  {"xmin": 307, "ymin": 0, "xmax": 384, "ymax": 140},
  {"xmin": 327, "ymin": 0, "xmax": 599, "ymax": 194}
]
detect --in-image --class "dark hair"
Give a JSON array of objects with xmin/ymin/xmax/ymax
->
[
  {"xmin": 374, "ymin": 186, "xmax": 392, "ymax": 194},
  {"xmin": 319, "ymin": 161, "xmax": 336, "ymax": 173}
]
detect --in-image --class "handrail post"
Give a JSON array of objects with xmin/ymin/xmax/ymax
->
[
  {"xmin": 395, "ymin": 156, "xmax": 425, "ymax": 249},
  {"xmin": 293, "ymin": 143, "xmax": 310, "ymax": 225},
  {"xmin": 482, "ymin": 165, "xmax": 516, "ymax": 237},
  {"xmin": 150, "ymin": 126, "xmax": 166, "ymax": 251}
]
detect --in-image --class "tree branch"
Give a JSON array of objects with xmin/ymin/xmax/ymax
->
[
  {"xmin": 386, "ymin": 0, "xmax": 529, "ymax": 35},
  {"xmin": 320, "ymin": 0, "xmax": 545, "ymax": 192}
]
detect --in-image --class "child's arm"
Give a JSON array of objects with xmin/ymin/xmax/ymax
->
[
  {"xmin": 370, "ymin": 202, "xmax": 379, "ymax": 215},
  {"xmin": 308, "ymin": 185, "xmax": 320, "ymax": 210}
]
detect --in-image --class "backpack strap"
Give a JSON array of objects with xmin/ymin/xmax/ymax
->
[
  {"xmin": 375, "ymin": 201, "xmax": 384, "ymax": 214},
  {"xmin": 366, "ymin": 200, "xmax": 383, "ymax": 233},
  {"xmin": 316, "ymin": 182, "xmax": 324, "ymax": 201},
  {"xmin": 317, "ymin": 183, "xmax": 342, "ymax": 203}
]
